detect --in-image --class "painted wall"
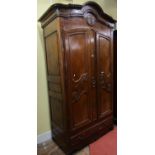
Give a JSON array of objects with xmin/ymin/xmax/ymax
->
[
  {"xmin": 37, "ymin": 0, "xmax": 51, "ymax": 135},
  {"xmin": 37, "ymin": 0, "xmax": 117, "ymax": 135}
]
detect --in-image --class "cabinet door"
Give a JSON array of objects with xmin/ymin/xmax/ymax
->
[
  {"xmin": 96, "ymin": 33, "xmax": 113, "ymax": 119},
  {"xmin": 64, "ymin": 29, "xmax": 93, "ymax": 130}
]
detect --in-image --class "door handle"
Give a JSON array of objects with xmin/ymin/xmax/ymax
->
[
  {"xmin": 91, "ymin": 77, "xmax": 96, "ymax": 88},
  {"xmin": 99, "ymin": 71, "xmax": 104, "ymax": 80},
  {"xmin": 99, "ymin": 71, "xmax": 106, "ymax": 89}
]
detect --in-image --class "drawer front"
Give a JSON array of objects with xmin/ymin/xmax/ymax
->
[{"xmin": 70, "ymin": 116, "xmax": 113, "ymax": 146}]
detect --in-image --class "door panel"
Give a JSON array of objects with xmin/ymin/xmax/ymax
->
[
  {"xmin": 64, "ymin": 29, "xmax": 93, "ymax": 130},
  {"xmin": 96, "ymin": 33, "xmax": 113, "ymax": 119}
]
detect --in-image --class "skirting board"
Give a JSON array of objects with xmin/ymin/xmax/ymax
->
[{"xmin": 37, "ymin": 130, "xmax": 52, "ymax": 144}]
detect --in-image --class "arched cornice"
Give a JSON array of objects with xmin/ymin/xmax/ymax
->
[{"xmin": 38, "ymin": 1, "xmax": 116, "ymax": 28}]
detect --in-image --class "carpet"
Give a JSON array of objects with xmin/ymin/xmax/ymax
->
[{"xmin": 89, "ymin": 127, "xmax": 117, "ymax": 155}]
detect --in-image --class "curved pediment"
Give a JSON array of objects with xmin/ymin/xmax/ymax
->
[{"xmin": 39, "ymin": 1, "xmax": 116, "ymax": 28}]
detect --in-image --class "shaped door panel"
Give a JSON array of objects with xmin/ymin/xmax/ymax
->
[
  {"xmin": 64, "ymin": 29, "xmax": 93, "ymax": 130},
  {"xmin": 96, "ymin": 33, "xmax": 113, "ymax": 119}
]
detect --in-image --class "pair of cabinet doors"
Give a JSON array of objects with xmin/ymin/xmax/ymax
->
[{"xmin": 64, "ymin": 28, "xmax": 113, "ymax": 131}]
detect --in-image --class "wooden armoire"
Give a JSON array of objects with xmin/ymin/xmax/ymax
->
[{"xmin": 39, "ymin": 1, "xmax": 116, "ymax": 154}]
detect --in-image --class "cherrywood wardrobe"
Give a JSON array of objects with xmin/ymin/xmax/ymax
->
[{"xmin": 39, "ymin": 2, "xmax": 116, "ymax": 154}]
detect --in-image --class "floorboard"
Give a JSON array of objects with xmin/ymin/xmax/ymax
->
[{"xmin": 37, "ymin": 139, "xmax": 90, "ymax": 155}]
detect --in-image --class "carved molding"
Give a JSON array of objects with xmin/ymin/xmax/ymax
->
[
  {"xmin": 99, "ymin": 72, "xmax": 112, "ymax": 92},
  {"xmin": 72, "ymin": 73, "xmax": 88, "ymax": 83},
  {"xmin": 39, "ymin": 2, "xmax": 116, "ymax": 28},
  {"xmin": 72, "ymin": 73, "xmax": 88, "ymax": 103},
  {"xmin": 84, "ymin": 13, "xmax": 96, "ymax": 26}
]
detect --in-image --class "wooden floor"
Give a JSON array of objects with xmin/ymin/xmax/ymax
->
[{"xmin": 37, "ymin": 139, "xmax": 89, "ymax": 155}]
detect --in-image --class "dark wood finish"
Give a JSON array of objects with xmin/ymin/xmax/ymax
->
[
  {"xmin": 113, "ymin": 30, "xmax": 117, "ymax": 124},
  {"xmin": 39, "ymin": 1, "xmax": 116, "ymax": 154},
  {"xmin": 64, "ymin": 29, "xmax": 92, "ymax": 131}
]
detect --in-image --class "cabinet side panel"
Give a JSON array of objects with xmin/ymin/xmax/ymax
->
[
  {"xmin": 43, "ymin": 18, "xmax": 68, "ymax": 151},
  {"xmin": 45, "ymin": 32, "xmax": 64, "ymax": 129}
]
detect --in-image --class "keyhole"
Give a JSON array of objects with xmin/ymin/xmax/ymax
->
[{"xmin": 91, "ymin": 54, "xmax": 94, "ymax": 58}]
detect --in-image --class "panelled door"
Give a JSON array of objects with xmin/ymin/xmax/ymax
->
[
  {"xmin": 96, "ymin": 32, "xmax": 113, "ymax": 119},
  {"xmin": 64, "ymin": 28, "xmax": 113, "ymax": 130},
  {"xmin": 64, "ymin": 28, "xmax": 96, "ymax": 131}
]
